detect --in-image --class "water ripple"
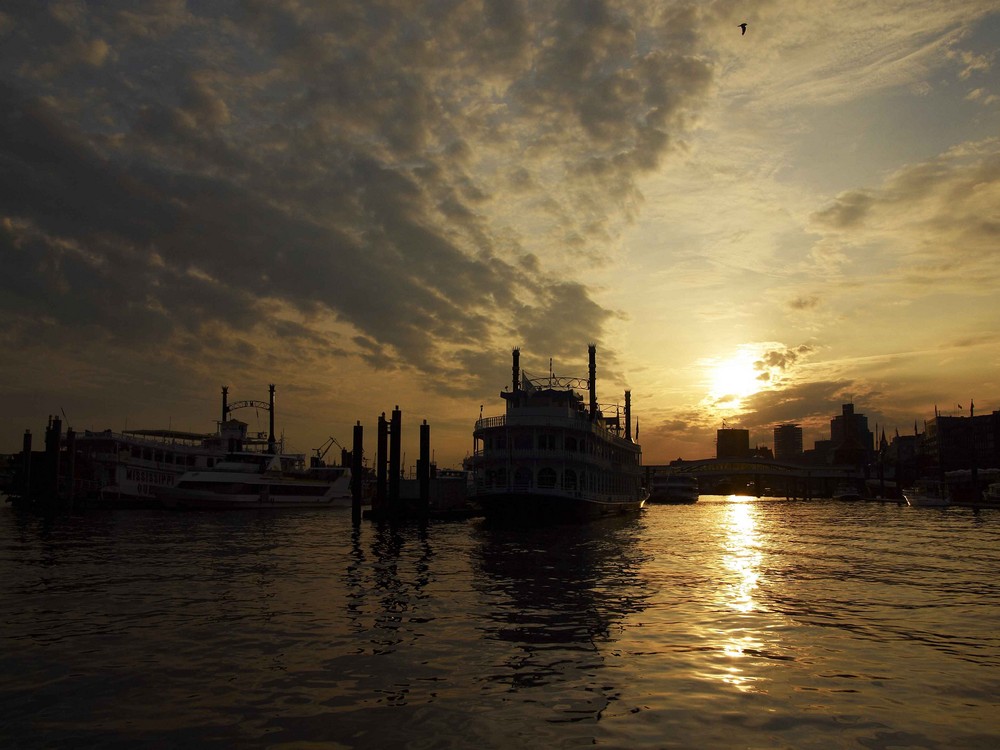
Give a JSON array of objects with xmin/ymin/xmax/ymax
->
[{"xmin": 2, "ymin": 500, "xmax": 1000, "ymax": 748}]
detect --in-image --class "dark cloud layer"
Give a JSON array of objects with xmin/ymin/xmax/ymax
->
[{"xmin": 0, "ymin": 1, "xmax": 715, "ymax": 397}]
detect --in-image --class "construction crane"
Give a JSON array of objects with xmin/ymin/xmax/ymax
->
[{"xmin": 312, "ymin": 436, "xmax": 345, "ymax": 467}]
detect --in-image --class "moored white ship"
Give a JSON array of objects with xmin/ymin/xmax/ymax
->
[
  {"xmin": 832, "ymin": 482, "xmax": 865, "ymax": 502},
  {"xmin": 902, "ymin": 479, "xmax": 950, "ymax": 507},
  {"xmin": 156, "ymin": 452, "xmax": 356, "ymax": 510},
  {"xmin": 648, "ymin": 473, "xmax": 699, "ymax": 504},
  {"xmin": 470, "ymin": 346, "xmax": 647, "ymax": 521},
  {"xmin": 9, "ymin": 385, "xmax": 303, "ymax": 506},
  {"xmin": 73, "ymin": 420, "xmax": 270, "ymax": 503}
]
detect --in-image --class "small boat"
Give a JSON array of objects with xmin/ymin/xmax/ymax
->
[
  {"xmin": 470, "ymin": 345, "xmax": 647, "ymax": 521},
  {"xmin": 648, "ymin": 473, "xmax": 699, "ymax": 504},
  {"xmin": 156, "ymin": 452, "xmax": 356, "ymax": 510},
  {"xmin": 902, "ymin": 479, "xmax": 950, "ymax": 507},
  {"xmin": 832, "ymin": 482, "xmax": 864, "ymax": 502},
  {"xmin": 979, "ymin": 483, "xmax": 1000, "ymax": 507}
]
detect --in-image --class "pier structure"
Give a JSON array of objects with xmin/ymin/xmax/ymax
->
[
  {"xmin": 648, "ymin": 457, "xmax": 873, "ymax": 500},
  {"xmin": 365, "ymin": 406, "xmax": 474, "ymax": 522}
]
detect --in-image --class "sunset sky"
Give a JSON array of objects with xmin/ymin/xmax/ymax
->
[{"xmin": 2, "ymin": 1, "xmax": 998, "ymax": 468}]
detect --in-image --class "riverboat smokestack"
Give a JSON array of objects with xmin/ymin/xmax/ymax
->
[
  {"xmin": 221, "ymin": 386, "xmax": 229, "ymax": 424},
  {"xmin": 625, "ymin": 390, "xmax": 632, "ymax": 442},
  {"xmin": 588, "ymin": 344, "xmax": 597, "ymax": 419},
  {"xmin": 512, "ymin": 348, "xmax": 520, "ymax": 392},
  {"xmin": 268, "ymin": 384, "xmax": 276, "ymax": 454}
]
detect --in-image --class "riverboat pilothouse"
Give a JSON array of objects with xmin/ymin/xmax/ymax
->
[{"xmin": 470, "ymin": 346, "xmax": 647, "ymax": 521}]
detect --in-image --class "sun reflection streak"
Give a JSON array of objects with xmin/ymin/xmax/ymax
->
[
  {"xmin": 716, "ymin": 498, "xmax": 767, "ymax": 693},
  {"xmin": 724, "ymin": 500, "xmax": 761, "ymax": 614}
]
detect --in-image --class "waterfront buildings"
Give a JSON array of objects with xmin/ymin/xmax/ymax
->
[
  {"xmin": 716, "ymin": 428, "xmax": 750, "ymax": 459},
  {"xmin": 773, "ymin": 424, "xmax": 803, "ymax": 461}
]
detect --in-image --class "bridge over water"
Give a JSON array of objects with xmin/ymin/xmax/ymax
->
[{"xmin": 645, "ymin": 457, "xmax": 876, "ymax": 499}]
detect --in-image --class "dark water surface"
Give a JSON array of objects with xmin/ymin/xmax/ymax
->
[{"xmin": 2, "ymin": 497, "xmax": 999, "ymax": 748}]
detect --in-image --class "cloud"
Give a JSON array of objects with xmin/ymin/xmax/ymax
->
[
  {"xmin": 754, "ymin": 344, "xmax": 813, "ymax": 375},
  {"xmin": 810, "ymin": 138, "xmax": 1000, "ymax": 287},
  {"xmin": 951, "ymin": 48, "xmax": 994, "ymax": 79},
  {"xmin": 965, "ymin": 87, "xmax": 999, "ymax": 105},
  {"xmin": 0, "ymin": 2, "xmax": 724, "ymax": 409},
  {"xmin": 788, "ymin": 295, "xmax": 819, "ymax": 310}
]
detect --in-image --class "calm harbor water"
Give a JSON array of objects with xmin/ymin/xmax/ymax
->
[{"xmin": 2, "ymin": 496, "xmax": 999, "ymax": 749}]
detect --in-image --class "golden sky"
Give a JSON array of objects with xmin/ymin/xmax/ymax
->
[{"xmin": 1, "ymin": 2, "xmax": 998, "ymax": 466}]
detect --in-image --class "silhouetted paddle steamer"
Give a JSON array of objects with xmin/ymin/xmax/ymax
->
[{"xmin": 470, "ymin": 346, "xmax": 647, "ymax": 521}]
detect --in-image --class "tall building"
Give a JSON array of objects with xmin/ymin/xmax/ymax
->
[
  {"xmin": 773, "ymin": 423, "xmax": 803, "ymax": 461},
  {"xmin": 717, "ymin": 428, "xmax": 750, "ymax": 459},
  {"xmin": 830, "ymin": 403, "xmax": 873, "ymax": 466}
]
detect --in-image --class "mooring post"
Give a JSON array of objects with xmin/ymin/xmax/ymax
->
[
  {"xmin": 389, "ymin": 406, "xmax": 401, "ymax": 509},
  {"xmin": 418, "ymin": 420, "xmax": 430, "ymax": 517},
  {"xmin": 19, "ymin": 429, "xmax": 32, "ymax": 501},
  {"xmin": 376, "ymin": 412, "xmax": 388, "ymax": 513},
  {"xmin": 65, "ymin": 428, "xmax": 76, "ymax": 505},
  {"xmin": 45, "ymin": 416, "xmax": 62, "ymax": 503},
  {"xmin": 352, "ymin": 421, "xmax": 363, "ymax": 526}
]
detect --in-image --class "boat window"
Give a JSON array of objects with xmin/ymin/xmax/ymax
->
[
  {"xmin": 538, "ymin": 467, "xmax": 557, "ymax": 488},
  {"xmin": 496, "ymin": 468, "xmax": 507, "ymax": 488},
  {"xmin": 563, "ymin": 470, "xmax": 577, "ymax": 490},
  {"xmin": 565, "ymin": 437, "xmax": 577, "ymax": 452},
  {"xmin": 514, "ymin": 467, "xmax": 532, "ymax": 490}
]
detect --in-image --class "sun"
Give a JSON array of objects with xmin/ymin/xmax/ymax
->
[{"xmin": 708, "ymin": 350, "xmax": 765, "ymax": 406}]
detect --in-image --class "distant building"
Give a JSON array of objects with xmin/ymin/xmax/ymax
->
[
  {"xmin": 923, "ymin": 410, "xmax": 1000, "ymax": 474},
  {"xmin": 773, "ymin": 423, "xmax": 803, "ymax": 461},
  {"xmin": 803, "ymin": 439, "xmax": 832, "ymax": 466},
  {"xmin": 884, "ymin": 430, "xmax": 921, "ymax": 490},
  {"xmin": 830, "ymin": 403, "xmax": 873, "ymax": 467},
  {"xmin": 716, "ymin": 428, "xmax": 750, "ymax": 459}
]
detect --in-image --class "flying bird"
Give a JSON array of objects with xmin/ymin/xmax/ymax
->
[{"xmin": 739, "ymin": 23, "xmax": 747, "ymax": 35}]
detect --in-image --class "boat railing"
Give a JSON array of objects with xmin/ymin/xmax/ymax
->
[
  {"xmin": 474, "ymin": 414, "xmax": 639, "ymax": 451},
  {"xmin": 470, "ymin": 446, "xmax": 643, "ymax": 472}
]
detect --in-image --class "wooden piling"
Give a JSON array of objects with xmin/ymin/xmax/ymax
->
[
  {"xmin": 418, "ymin": 420, "xmax": 430, "ymax": 518},
  {"xmin": 19, "ymin": 430, "xmax": 31, "ymax": 501},
  {"xmin": 389, "ymin": 406, "xmax": 401, "ymax": 507},
  {"xmin": 352, "ymin": 421, "xmax": 363, "ymax": 526},
  {"xmin": 376, "ymin": 412, "xmax": 388, "ymax": 513}
]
